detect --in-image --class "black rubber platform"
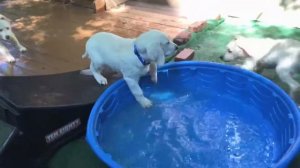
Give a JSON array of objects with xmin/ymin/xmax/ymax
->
[
  {"xmin": 0, "ymin": 120, "xmax": 17, "ymax": 158},
  {"xmin": 0, "ymin": 70, "xmax": 120, "ymax": 168}
]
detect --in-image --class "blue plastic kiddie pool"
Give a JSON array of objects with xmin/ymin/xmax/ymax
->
[{"xmin": 86, "ymin": 61, "xmax": 300, "ymax": 168}]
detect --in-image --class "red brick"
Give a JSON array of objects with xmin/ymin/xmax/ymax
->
[
  {"xmin": 215, "ymin": 14, "xmax": 222, "ymax": 20},
  {"xmin": 173, "ymin": 30, "xmax": 192, "ymax": 45},
  {"xmin": 175, "ymin": 48, "xmax": 195, "ymax": 61},
  {"xmin": 94, "ymin": 0, "xmax": 106, "ymax": 13},
  {"xmin": 188, "ymin": 21, "xmax": 207, "ymax": 33}
]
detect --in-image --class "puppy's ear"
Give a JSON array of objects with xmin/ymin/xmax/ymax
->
[
  {"xmin": 232, "ymin": 34, "xmax": 243, "ymax": 40},
  {"xmin": 236, "ymin": 37, "xmax": 275, "ymax": 58},
  {"xmin": 146, "ymin": 43, "xmax": 165, "ymax": 66},
  {"xmin": 0, "ymin": 15, "xmax": 12, "ymax": 22}
]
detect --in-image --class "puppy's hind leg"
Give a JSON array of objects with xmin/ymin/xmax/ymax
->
[
  {"xmin": 124, "ymin": 76, "xmax": 152, "ymax": 108},
  {"xmin": 5, "ymin": 55, "xmax": 15, "ymax": 63},
  {"xmin": 276, "ymin": 62, "xmax": 300, "ymax": 99},
  {"xmin": 90, "ymin": 63, "xmax": 108, "ymax": 85},
  {"xmin": 0, "ymin": 45, "xmax": 15, "ymax": 63},
  {"xmin": 10, "ymin": 33, "xmax": 27, "ymax": 52}
]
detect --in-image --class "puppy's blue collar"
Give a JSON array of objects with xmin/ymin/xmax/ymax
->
[{"xmin": 134, "ymin": 44, "xmax": 150, "ymax": 66}]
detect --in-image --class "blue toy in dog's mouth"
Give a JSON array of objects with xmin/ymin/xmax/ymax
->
[{"xmin": 87, "ymin": 61, "xmax": 300, "ymax": 168}]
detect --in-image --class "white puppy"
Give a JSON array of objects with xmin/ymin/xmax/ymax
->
[
  {"xmin": 0, "ymin": 14, "xmax": 27, "ymax": 62},
  {"xmin": 82, "ymin": 30, "xmax": 178, "ymax": 108},
  {"xmin": 0, "ymin": 42, "xmax": 16, "ymax": 63},
  {"xmin": 221, "ymin": 36, "xmax": 300, "ymax": 98}
]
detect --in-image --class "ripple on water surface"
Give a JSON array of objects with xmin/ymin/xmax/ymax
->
[{"xmin": 99, "ymin": 89, "xmax": 275, "ymax": 168}]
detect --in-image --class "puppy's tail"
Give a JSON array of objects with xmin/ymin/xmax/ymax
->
[{"xmin": 82, "ymin": 51, "xmax": 88, "ymax": 59}]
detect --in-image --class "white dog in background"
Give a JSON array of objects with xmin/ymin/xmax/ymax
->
[
  {"xmin": 221, "ymin": 36, "xmax": 300, "ymax": 98},
  {"xmin": 82, "ymin": 30, "xmax": 178, "ymax": 108},
  {"xmin": 0, "ymin": 14, "xmax": 27, "ymax": 63}
]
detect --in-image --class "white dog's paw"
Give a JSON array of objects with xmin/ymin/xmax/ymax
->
[
  {"xmin": 6, "ymin": 57, "xmax": 16, "ymax": 63},
  {"xmin": 97, "ymin": 77, "xmax": 108, "ymax": 85},
  {"xmin": 19, "ymin": 46, "xmax": 27, "ymax": 52},
  {"xmin": 139, "ymin": 97, "xmax": 153, "ymax": 108},
  {"xmin": 240, "ymin": 64, "xmax": 254, "ymax": 71},
  {"xmin": 151, "ymin": 74, "xmax": 157, "ymax": 83}
]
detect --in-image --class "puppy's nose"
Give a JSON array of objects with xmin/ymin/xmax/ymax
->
[
  {"xmin": 219, "ymin": 55, "xmax": 224, "ymax": 60},
  {"xmin": 5, "ymin": 35, "xmax": 9, "ymax": 40}
]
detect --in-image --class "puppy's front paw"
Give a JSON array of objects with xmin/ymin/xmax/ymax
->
[
  {"xmin": 139, "ymin": 97, "xmax": 153, "ymax": 108},
  {"xmin": 97, "ymin": 77, "xmax": 108, "ymax": 85},
  {"xmin": 240, "ymin": 64, "xmax": 254, "ymax": 71},
  {"xmin": 6, "ymin": 57, "xmax": 16, "ymax": 63},
  {"xmin": 151, "ymin": 74, "xmax": 157, "ymax": 83},
  {"xmin": 19, "ymin": 46, "xmax": 27, "ymax": 52}
]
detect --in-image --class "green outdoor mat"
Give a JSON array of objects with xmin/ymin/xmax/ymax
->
[
  {"xmin": 48, "ymin": 139, "xmax": 108, "ymax": 168},
  {"xmin": 0, "ymin": 120, "xmax": 16, "ymax": 151},
  {"xmin": 182, "ymin": 18, "xmax": 300, "ymax": 62}
]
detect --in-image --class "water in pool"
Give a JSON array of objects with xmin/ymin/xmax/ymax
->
[{"xmin": 98, "ymin": 89, "xmax": 275, "ymax": 168}]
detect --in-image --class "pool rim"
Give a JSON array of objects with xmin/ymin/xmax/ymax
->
[{"xmin": 86, "ymin": 61, "xmax": 300, "ymax": 168}]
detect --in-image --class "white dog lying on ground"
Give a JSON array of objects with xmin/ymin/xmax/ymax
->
[
  {"xmin": 82, "ymin": 30, "xmax": 178, "ymax": 108},
  {"xmin": 220, "ymin": 36, "xmax": 300, "ymax": 99},
  {"xmin": 0, "ymin": 14, "xmax": 27, "ymax": 63}
]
